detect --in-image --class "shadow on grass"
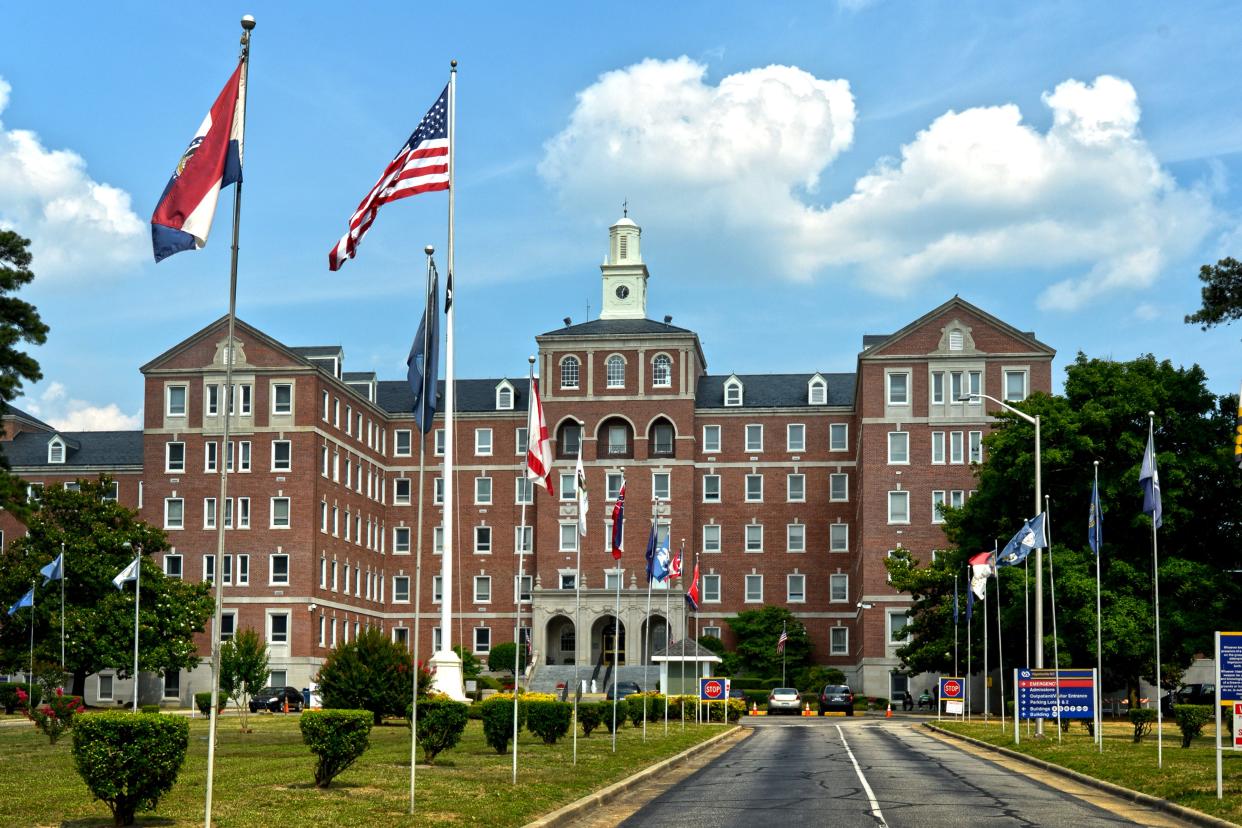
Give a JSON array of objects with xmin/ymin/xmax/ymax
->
[{"xmin": 62, "ymin": 818, "xmax": 175, "ymax": 827}]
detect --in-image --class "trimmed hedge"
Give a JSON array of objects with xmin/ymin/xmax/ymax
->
[
  {"xmin": 409, "ymin": 698, "xmax": 469, "ymax": 764},
  {"xmin": 1172, "ymin": 704, "xmax": 1214, "ymax": 748},
  {"xmin": 0, "ymin": 682, "xmax": 42, "ymax": 713},
  {"xmin": 479, "ymin": 694, "xmax": 525, "ymax": 754},
  {"xmin": 299, "ymin": 709, "xmax": 373, "ymax": 788},
  {"xmin": 193, "ymin": 691, "xmax": 226, "ymax": 716},
  {"xmin": 527, "ymin": 700, "xmax": 572, "ymax": 745},
  {"xmin": 72, "ymin": 712, "xmax": 190, "ymax": 826},
  {"xmin": 140, "ymin": 705, "xmax": 160, "ymax": 715},
  {"xmin": 626, "ymin": 693, "xmax": 665, "ymax": 727},
  {"xmin": 577, "ymin": 702, "xmax": 602, "ymax": 736},
  {"xmin": 602, "ymin": 699, "xmax": 624, "ymax": 733},
  {"xmin": 1129, "ymin": 708, "xmax": 1157, "ymax": 743}
]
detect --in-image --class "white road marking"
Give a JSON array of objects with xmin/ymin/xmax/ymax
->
[{"xmin": 836, "ymin": 723, "xmax": 889, "ymax": 828}]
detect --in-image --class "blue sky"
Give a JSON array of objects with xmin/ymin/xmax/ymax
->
[{"xmin": 2, "ymin": 1, "xmax": 1240, "ymax": 429}]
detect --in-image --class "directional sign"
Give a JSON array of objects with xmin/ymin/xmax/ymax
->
[
  {"xmin": 1234, "ymin": 704, "xmax": 1242, "ymax": 749},
  {"xmin": 700, "ymin": 678, "xmax": 725, "ymax": 701},
  {"xmin": 940, "ymin": 677, "xmax": 964, "ymax": 699},
  {"xmin": 1016, "ymin": 668, "xmax": 1096, "ymax": 720}
]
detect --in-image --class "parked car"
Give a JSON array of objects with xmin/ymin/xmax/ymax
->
[
  {"xmin": 604, "ymin": 681, "xmax": 641, "ymax": 700},
  {"xmin": 1161, "ymin": 683, "xmax": 1216, "ymax": 715},
  {"xmin": 728, "ymin": 687, "xmax": 748, "ymax": 701},
  {"xmin": 767, "ymin": 687, "xmax": 802, "ymax": 715},
  {"xmin": 819, "ymin": 684, "xmax": 855, "ymax": 716},
  {"xmin": 249, "ymin": 686, "xmax": 303, "ymax": 713}
]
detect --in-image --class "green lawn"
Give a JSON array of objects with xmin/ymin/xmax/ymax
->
[
  {"xmin": 935, "ymin": 718, "xmax": 1242, "ymax": 825},
  {"xmin": 0, "ymin": 712, "xmax": 729, "ymax": 826}
]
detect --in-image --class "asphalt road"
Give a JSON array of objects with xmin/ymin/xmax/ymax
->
[{"xmin": 616, "ymin": 718, "xmax": 1186, "ymax": 828}]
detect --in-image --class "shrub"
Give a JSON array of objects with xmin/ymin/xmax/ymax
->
[
  {"xmin": 1129, "ymin": 708, "xmax": 1157, "ymax": 743},
  {"xmin": 526, "ymin": 700, "xmax": 572, "ymax": 745},
  {"xmin": 299, "ymin": 709, "xmax": 373, "ymax": 788},
  {"xmin": 479, "ymin": 694, "xmax": 524, "ymax": 754},
  {"xmin": 602, "ymin": 700, "xmax": 624, "ymax": 733},
  {"xmin": 577, "ymin": 702, "xmax": 602, "ymax": 736},
  {"xmin": 742, "ymin": 690, "xmax": 767, "ymax": 709},
  {"xmin": 140, "ymin": 705, "xmax": 160, "ymax": 715},
  {"xmin": 486, "ymin": 641, "xmax": 529, "ymax": 675},
  {"xmin": 316, "ymin": 628, "xmax": 415, "ymax": 725},
  {"xmin": 1172, "ymin": 704, "xmax": 1214, "ymax": 748},
  {"xmin": 704, "ymin": 698, "xmax": 745, "ymax": 722},
  {"xmin": 72, "ymin": 712, "xmax": 189, "ymax": 826},
  {"xmin": 193, "ymin": 692, "xmax": 226, "ymax": 716},
  {"xmin": 798, "ymin": 665, "xmax": 847, "ymax": 691},
  {"xmin": 0, "ymin": 682, "xmax": 42, "ymax": 713},
  {"xmin": 19, "ymin": 687, "xmax": 83, "ymax": 743},
  {"xmin": 408, "ymin": 697, "xmax": 469, "ymax": 764},
  {"xmin": 626, "ymin": 693, "xmax": 666, "ymax": 726}
]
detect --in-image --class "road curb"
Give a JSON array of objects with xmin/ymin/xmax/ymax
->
[
  {"xmin": 522, "ymin": 726, "xmax": 747, "ymax": 828},
  {"xmin": 922, "ymin": 723, "xmax": 1236, "ymax": 828}
]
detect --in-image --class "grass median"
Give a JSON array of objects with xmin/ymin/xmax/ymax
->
[
  {"xmin": 934, "ymin": 718, "xmax": 1241, "ymax": 825},
  {"xmin": 0, "ymin": 711, "xmax": 730, "ymax": 827}
]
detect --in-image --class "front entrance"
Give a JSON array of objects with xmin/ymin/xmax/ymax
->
[{"xmin": 591, "ymin": 616, "xmax": 626, "ymax": 665}]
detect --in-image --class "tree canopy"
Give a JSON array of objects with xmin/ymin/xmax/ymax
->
[
  {"xmin": 887, "ymin": 354, "xmax": 1242, "ymax": 699},
  {"xmin": 0, "ymin": 477, "xmax": 215, "ymax": 696},
  {"xmin": 0, "ymin": 231, "xmax": 50, "ymax": 514},
  {"xmin": 724, "ymin": 606, "xmax": 810, "ymax": 679},
  {"xmin": 1185, "ymin": 256, "xmax": 1242, "ymax": 332}
]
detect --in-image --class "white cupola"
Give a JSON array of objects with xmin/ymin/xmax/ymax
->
[{"xmin": 600, "ymin": 209, "xmax": 650, "ymax": 320}]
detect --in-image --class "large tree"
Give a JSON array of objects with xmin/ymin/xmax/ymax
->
[
  {"xmin": 1185, "ymin": 256, "xmax": 1242, "ymax": 331},
  {"xmin": 0, "ymin": 231, "xmax": 50, "ymax": 514},
  {"xmin": 887, "ymin": 355, "xmax": 1242, "ymax": 701},
  {"xmin": 725, "ymin": 606, "xmax": 810, "ymax": 679},
  {"xmin": 0, "ymin": 478, "xmax": 215, "ymax": 697}
]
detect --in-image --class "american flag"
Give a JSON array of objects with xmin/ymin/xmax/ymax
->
[
  {"xmin": 776, "ymin": 625, "xmax": 788, "ymax": 655},
  {"xmin": 611, "ymin": 483, "xmax": 625, "ymax": 561},
  {"xmin": 328, "ymin": 85, "xmax": 449, "ymax": 271}
]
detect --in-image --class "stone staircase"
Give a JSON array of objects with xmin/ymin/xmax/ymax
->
[{"xmin": 526, "ymin": 664, "xmax": 657, "ymax": 695}]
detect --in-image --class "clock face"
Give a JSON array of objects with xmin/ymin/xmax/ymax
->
[{"xmin": 615, "ymin": 285, "xmax": 630, "ymax": 300}]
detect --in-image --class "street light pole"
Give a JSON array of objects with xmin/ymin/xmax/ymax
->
[{"xmin": 963, "ymin": 393, "xmax": 1043, "ymax": 735}]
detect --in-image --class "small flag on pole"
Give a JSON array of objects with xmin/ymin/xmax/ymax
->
[
  {"xmin": 6, "ymin": 588, "xmax": 33, "ymax": 616},
  {"xmin": 968, "ymin": 551, "xmax": 993, "ymax": 600},
  {"xmin": 1088, "ymin": 478, "xmax": 1103, "ymax": 556},
  {"xmin": 525, "ymin": 376, "xmax": 554, "ymax": 497},
  {"xmin": 685, "ymin": 558, "xmax": 700, "ymax": 610},
  {"xmin": 112, "ymin": 557, "xmax": 141, "ymax": 590},
  {"xmin": 953, "ymin": 575, "xmax": 959, "ymax": 624},
  {"xmin": 1140, "ymin": 430, "xmax": 1162, "ymax": 529},
  {"xmin": 776, "ymin": 624, "xmax": 788, "ymax": 655},
  {"xmin": 151, "ymin": 62, "xmax": 246, "ymax": 262},
  {"xmin": 669, "ymin": 540, "xmax": 683, "ymax": 579},
  {"xmin": 406, "ymin": 262, "xmax": 440, "ymax": 433},
  {"xmin": 575, "ymin": 446, "xmax": 588, "ymax": 536},
  {"xmin": 610, "ymin": 484, "xmax": 625, "ymax": 560},
  {"xmin": 40, "ymin": 553, "xmax": 64, "ymax": 585},
  {"xmin": 328, "ymin": 86, "xmax": 450, "ymax": 271},
  {"xmin": 997, "ymin": 513, "xmax": 1047, "ymax": 567}
]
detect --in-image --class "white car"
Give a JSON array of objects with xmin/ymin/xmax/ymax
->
[{"xmin": 767, "ymin": 687, "xmax": 802, "ymax": 715}]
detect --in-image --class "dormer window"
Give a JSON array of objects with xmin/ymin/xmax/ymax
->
[
  {"xmin": 48, "ymin": 437, "xmax": 66, "ymax": 464},
  {"xmin": 724, "ymin": 377, "xmax": 744, "ymax": 407},
  {"xmin": 495, "ymin": 381, "xmax": 514, "ymax": 411},
  {"xmin": 808, "ymin": 375, "xmax": 827, "ymax": 405},
  {"xmin": 949, "ymin": 329, "xmax": 965, "ymax": 351}
]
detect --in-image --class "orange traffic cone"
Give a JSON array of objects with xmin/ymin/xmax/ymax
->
[
  {"xmin": 750, "ymin": 702, "xmax": 758, "ymax": 716},
  {"xmin": 885, "ymin": 703, "xmax": 892, "ymax": 718}
]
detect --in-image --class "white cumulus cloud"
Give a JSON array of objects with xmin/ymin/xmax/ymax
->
[
  {"xmin": 0, "ymin": 76, "xmax": 146, "ymax": 280},
  {"xmin": 22, "ymin": 382, "xmax": 140, "ymax": 432},
  {"xmin": 541, "ymin": 67, "xmax": 1213, "ymax": 310}
]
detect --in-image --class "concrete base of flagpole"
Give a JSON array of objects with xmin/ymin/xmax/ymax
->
[{"xmin": 429, "ymin": 649, "xmax": 469, "ymax": 701}]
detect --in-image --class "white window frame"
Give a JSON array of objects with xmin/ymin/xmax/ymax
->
[
  {"xmin": 163, "ymin": 554, "xmax": 182, "ymax": 579},
  {"xmin": 270, "ymin": 497, "xmax": 291, "ymax": 529},
  {"xmin": 269, "ymin": 554, "xmax": 289, "ymax": 586},
  {"xmin": 605, "ymin": 354, "xmax": 625, "ymax": 388},
  {"xmin": 393, "ymin": 575, "xmax": 410, "ymax": 603},
  {"xmin": 394, "ymin": 477, "xmax": 412, "ymax": 506},
  {"xmin": 744, "ymin": 573, "xmax": 763, "ymax": 603},
  {"xmin": 830, "ymin": 573, "xmax": 849, "ymax": 603},
  {"xmin": 702, "ymin": 424, "xmax": 721, "ymax": 453},
  {"xmin": 886, "ymin": 371, "xmax": 910, "ymax": 405},
  {"xmin": 787, "ymin": 573, "xmax": 806, "ymax": 603},
  {"xmin": 931, "ymin": 431, "xmax": 946, "ymax": 464},
  {"xmin": 272, "ymin": 383, "xmax": 293, "ymax": 416},
  {"xmin": 474, "ymin": 476, "xmax": 493, "ymax": 505},
  {"xmin": 888, "ymin": 490, "xmax": 910, "ymax": 524},
  {"xmin": 495, "ymin": 384, "xmax": 513, "ymax": 411},
  {"xmin": 830, "ymin": 626, "xmax": 849, "ymax": 655},
  {"xmin": 950, "ymin": 431, "xmax": 965, "ymax": 464},
  {"xmin": 559, "ymin": 522, "xmax": 578, "ymax": 553},
  {"xmin": 786, "ymin": 523, "xmax": 806, "ymax": 553},
  {"xmin": 395, "ymin": 429, "xmax": 412, "ymax": 457},
  {"xmin": 745, "ymin": 424, "xmax": 763, "ymax": 453},
  {"xmin": 888, "ymin": 610, "xmax": 910, "ymax": 645},
  {"xmin": 808, "ymin": 377, "xmax": 827, "ymax": 405},
  {"xmin": 165, "ymin": 441, "xmax": 185, "ymax": 473},
  {"xmin": 829, "ymin": 423, "xmax": 848, "ymax": 452},
  {"xmin": 724, "ymin": 378, "xmax": 743, "ymax": 407},
  {"xmin": 475, "ymin": 428, "xmax": 493, "ymax": 456},
  {"xmin": 787, "ymin": 473, "xmax": 805, "ymax": 503},
  {"xmin": 166, "ymin": 385, "xmax": 188, "ymax": 418},
  {"xmin": 515, "ymin": 525, "xmax": 532, "ymax": 554},
  {"xmin": 786, "ymin": 424, "xmax": 805, "ymax": 452},
  {"xmin": 888, "ymin": 431, "xmax": 909, "ymax": 464},
  {"xmin": 434, "ymin": 428, "xmax": 445, "ymax": 456},
  {"xmin": 269, "ymin": 612, "xmax": 289, "ymax": 645},
  {"xmin": 829, "ymin": 473, "xmax": 848, "ymax": 502},
  {"xmin": 606, "ymin": 472, "xmax": 624, "ymax": 501},
  {"xmin": 932, "ymin": 490, "xmax": 947, "ymax": 524},
  {"xmin": 516, "ymin": 477, "xmax": 533, "ymax": 505},
  {"xmin": 473, "ymin": 626, "xmax": 491, "ymax": 655},
  {"xmin": 702, "ymin": 524, "xmax": 721, "ymax": 553},
  {"xmin": 702, "ymin": 474, "xmax": 721, "ymax": 503},
  {"xmin": 745, "ymin": 473, "xmax": 763, "ymax": 503},
  {"xmin": 164, "ymin": 498, "xmax": 184, "ymax": 530},
  {"xmin": 271, "ymin": 440, "xmax": 291, "ymax": 473},
  {"xmin": 474, "ymin": 525, "xmax": 492, "ymax": 554},
  {"xmin": 393, "ymin": 526, "xmax": 411, "ymax": 554},
  {"xmin": 703, "ymin": 573, "xmax": 722, "ymax": 603},
  {"xmin": 560, "ymin": 356, "xmax": 580, "ymax": 390},
  {"xmin": 651, "ymin": 353, "xmax": 672, "ymax": 388},
  {"xmin": 931, "ymin": 370, "xmax": 945, "ymax": 405},
  {"xmin": 473, "ymin": 575, "xmax": 492, "ymax": 604},
  {"xmin": 744, "ymin": 524, "xmax": 763, "ymax": 553},
  {"xmin": 829, "ymin": 523, "xmax": 848, "ymax": 553},
  {"xmin": 1004, "ymin": 368, "xmax": 1029, "ymax": 403},
  {"xmin": 969, "ymin": 431, "xmax": 983, "ymax": 464},
  {"xmin": 652, "ymin": 472, "xmax": 671, "ymax": 501}
]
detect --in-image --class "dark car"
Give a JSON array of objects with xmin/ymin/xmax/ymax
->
[
  {"xmin": 1161, "ymin": 683, "xmax": 1216, "ymax": 715},
  {"xmin": 728, "ymin": 687, "xmax": 747, "ymax": 701},
  {"xmin": 249, "ymin": 686, "xmax": 303, "ymax": 713},
  {"xmin": 604, "ymin": 681, "xmax": 641, "ymax": 700},
  {"xmin": 819, "ymin": 684, "xmax": 855, "ymax": 716}
]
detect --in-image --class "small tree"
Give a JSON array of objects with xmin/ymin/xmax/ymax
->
[
  {"xmin": 72, "ymin": 712, "xmax": 189, "ymax": 826},
  {"xmin": 487, "ymin": 641, "xmax": 528, "ymax": 676},
  {"xmin": 526, "ymin": 700, "xmax": 571, "ymax": 745},
  {"xmin": 220, "ymin": 628, "xmax": 269, "ymax": 732},
  {"xmin": 1172, "ymin": 704, "xmax": 1214, "ymax": 748},
  {"xmin": 316, "ymin": 628, "xmax": 413, "ymax": 725},
  {"xmin": 410, "ymin": 697, "xmax": 469, "ymax": 764},
  {"xmin": 577, "ymin": 702, "xmax": 602, "ymax": 736},
  {"xmin": 299, "ymin": 709, "xmax": 372, "ymax": 788},
  {"xmin": 1129, "ymin": 708, "xmax": 1157, "ymax": 743},
  {"xmin": 479, "ymin": 694, "xmax": 524, "ymax": 754}
]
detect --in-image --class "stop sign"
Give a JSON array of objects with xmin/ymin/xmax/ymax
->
[
  {"xmin": 703, "ymin": 680, "xmax": 723, "ymax": 699},
  {"xmin": 943, "ymin": 680, "xmax": 961, "ymax": 698}
]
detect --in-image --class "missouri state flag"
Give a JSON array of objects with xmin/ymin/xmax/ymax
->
[{"xmin": 151, "ymin": 62, "xmax": 246, "ymax": 262}]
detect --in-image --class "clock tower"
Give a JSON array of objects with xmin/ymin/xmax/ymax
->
[{"xmin": 599, "ymin": 212, "xmax": 649, "ymax": 320}]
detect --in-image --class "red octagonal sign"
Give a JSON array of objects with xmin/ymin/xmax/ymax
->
[
  {"xmin": 943, "ymin": 680, "xmax": 962, "ymax": 698},
  {"xmin": 703, "ymin": 680, "xmax": 723, "ymax": 700}
]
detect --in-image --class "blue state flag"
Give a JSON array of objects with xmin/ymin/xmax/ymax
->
[
  {"xmin": 6, "ymin": 588, "xmax": 33, "ymax": 616},
  {"xmin": 953, "ymin": 576, "xmax": 959, "ymax": 625},
  {"xmin": 406, "ymin": 263, "xmax": 441, "ymax": 434},
  {"xmin": 40, "ymin": 553, "xmax": 63, "ymax": 585},
  {"xmin": 997, "ymin": 513, "xmax": 1048, "ymax": 568},
  {"xmin": 1140, "ymin": 431, "xmax": 1162, "ymax": 529},
  {"xmin": 1088, "ymin": 479, "xmax": 1103, "ymax": 556},
  {"xmin": 644, "ymin": 523, "xmax": 659, "ymax": 583},
  {"xmin": 653, "ymin": 534, "xmax": 671, "ymax": 583}
]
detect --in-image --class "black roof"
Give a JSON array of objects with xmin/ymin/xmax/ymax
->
[
  {"xmin": 861, "ymin": 334, "xmax": 890, "ymax": 349},
  {"xmin": 653, "ymin": 639, "xmax": 722, "ymax": 660},
  {"xmin": 375, "ymin": 378, "xmax": 530, "ymax": 417},
  {"xmin": 4, "ymin": 430, "xmax": 143, "ymax": 468},
  {"xmin": 343, "ymin": 372, "xmax": 376, "ymax": 382},
  {"xmin": 290, "ymin": 346, "xmax": 342, "ymax": 358},
  {"xmin": 695, "ymin": 373, "xmax": 855, "ymax": 409},
  {"xmin": 539, "ymin": 318, "xmax": 696, "ymax": 338},
  {"xmin": 3, "ymin": 403, "xmax": 55, "ymax": 432}
]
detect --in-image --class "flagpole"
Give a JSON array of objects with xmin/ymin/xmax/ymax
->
[
  {"xmin": 408, "ymin": 246, "xmax": 437, "ymax": 815},
  {"xmin": 132, "ymin": 551, "xmax": 141, "ymax": 714},
  {"xmin": 512, "ymin": 357, "xmax": 536, "ymax": 784},
  {"xmin": 983, "ymin": 565, "xmax": 989, "ymax": 722},
  {"xmin": 27, "ymin": 581, "xmax": 35, "ymax": 704},
  {"xmin": 641, "ymin": 504, "xmax": 656, "ymax": 742},
  {"xmin": 1046, "ymin": 495, "xmax": 1062, "ymax": 742},
  {"xmin": 1148, "ymin": 412, "xmax": 1163, "ymax": 768},
  {"xmin": 1092, "ymin": 460, "xmax": 1103, "ymax": 752},
  {"xmin": 611, "ymin": 474, "xmax": 624, "ymax": 753},
  {"xmin": 694, "ymin": 551, "xmax": 700, "ymax": 725},
  {"xmin": 205, "ymin": 18, "xmax": 253, "ymax": 826},
  {"xmin": 966, "ymin": 561, "xmax": 971, "ymax": 720},
  {"xmin": 995, "ymin": 539, "xmax": 1005, "ymax": 731},
  {"xmin": 664, "ymin": 566, "xmax": 670, "ymax": 736},
  {"xmin": 781, "ymin": 622, "xmax": 787, "ymax": 687},
  {"xmin": 572, "ymin": 438, "xmax": 585, "ymax": 766},
  {"xmin": 954, "ymin": 574, "xmax": 959, "ymax": 679},
  {"xmin": 59, "ymin": 541, "xmax": 65, "ymax": 677},
  {"xmin": 1024, "ymin": 555, "xmax": 1031, "ymax": 737}
]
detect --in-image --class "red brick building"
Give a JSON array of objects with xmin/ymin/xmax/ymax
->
[{"xmin": 0, "ymin": 214, "xmax": 1053, "ymax": 705}]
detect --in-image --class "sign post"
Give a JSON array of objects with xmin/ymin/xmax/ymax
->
[
  {"xmin": 1216, "ymin": 631, "xmax": 1242, "ymax": 800},
  {"xmin": 701, "ymin": 677, "xmax": 727, "ymax": 723},
  {"xmin": 1015, "ymin": 668, "xmax": 1096, "ymax": 746},
  {"xmin": 939, "ymin": 676, "xmax": 965, "ymax": 720}
]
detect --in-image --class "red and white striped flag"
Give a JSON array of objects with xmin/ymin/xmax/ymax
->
[
  {"xmin": 669, "ymin": 540, "xmax": 683, "ymax": 579},
  {"xmin": 525, "ymin": 375, "xmax": 554, "ymax": 497},
  {"xmin": 776, "ymin": 625, "xmax": 788, "ymax": 655},
  {"xmin": 328, "ymin": 85, "xmax": 449, "ymax": 271}
]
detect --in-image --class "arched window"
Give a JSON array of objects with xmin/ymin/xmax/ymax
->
[
  {"xmin": 557, "ymin": 421, "xmax": 582, "ymax": 458},
  {"xmin": 495, "ymin": 382, "xmax": 514, "ymax": 410},
  {"xmin": 808, "ymin": 376, "xmax": 827, "ymax": 405},
  {"xmin": 599, "ymin": 417, "xmax": 633, "ymax": 458},
  {"xmin": 652, "ymin": 354, "xmax": 672, "ymax": 388},
  {"xmin": 560, "ymin": 356, "xmax": 580, "ymax": 389},
  {"xmin": 649, "ymin": 419, "xmax": 675, "ymax": 457},
  {"xmin": 606, "ymin": 355, "xmax": 625, "ymax": 388},
  {"xmin": 724, "ymin": 377, "xmax": 743, "ymax": 407}
]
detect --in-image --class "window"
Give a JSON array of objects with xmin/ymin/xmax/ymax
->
[
  {"xmin": 495, "ymin": 385, "xmax": 513, "ymax": 410},
  {"xmin": 788, "ymin": 574, "xmax": 806, "ymax": 603},
  {"xmin": 320, "ymin": 446, "xmax": 328, "ymax": 477},
  {"xmin": 48, "ymin": 439, "xmax": 65, "ymax": 464},
  {"xmin": 557, "ymin": 472, "xmax": 575, "ymax": 502},
  {"xmin": 604, "ymin": 570, "xmax": 623, "ymax": 590},
  {"xmin": 888, "ymin": 431, "xmax": 909, "ymax": 464},
  {"xmin": 557, "ymin": 422, "xmax": 580, "ymax": 457},
  {"xmin": 207, "ymin": 384, "xmax": 220, "ymax": 417},
  {"xmin": 969, "ymin": 371, "xmax": 981, "ymax": 398},
  {"xmin": 395, "ymin": 429, "xmax": 412, "ymax": 457},
  {"xmin": 273, "ymin": 383, "xmax": 292, "ymax": 415},
  {"xmin": 394, "ymin": 478, "xmax": 412, "ymax": 505},
  {"xmin": 787, "ymin": 523, "xmax": 806, "ymax": 553},
  {"xmin": 230, "ymin": 384, "xmax": 252, "ymax": 416},
  {"xmin": 559, "ymin": 572, "xmax": 577, "ymax": 590},
  {"xmin": 475, "ymin": 428, "xmax": 493, "ymax": 456},
  {"xmin": 829, "ymin": 473, "xmax": 848, "ymax": 502},
  {"xmin": 787, "ymin": 474, "xmax": 805, "ymax": 503},
  {"xmin": 724, "ymin": 378, "xmax": 743, "ymax": 407},
  {"xmin": 434, "ymin": 429, "xmax": 445, "ymax": 456},
  {"xmin": 474, "ymin": 526, "xmax": 492, "ymax": 554},
  {"xmin": 322, "ymin": 391, "xmax": 330, "ymax": 421},
  {"xmin": 204, "ymin": 497, "xmax": 218, "ymax": 529},
  {"xmin": 270, "ymin": 497, "xmax": 290, "ymax": 528},
  {"xmin": 332, "ymin": 560, "xmax": 339, "ymax": 592},
  {"xmin": 703, "ymin": 624, "xmax": 722, "ymax": 639},
  {"xmin": 433, "ymin": 527, "xmax": 444, "ymax": 554},
  {"xmin": 606, "ymin": 355, "xmax": 625, "ymax": 388},
  {"xmin": 164, "ymin": 498, "xmax": 184, "ymax": 529},
  {"xmin": 269, "ymin": 613, "xmax": 289, "ymax": 645},
  {"xmin": 702, "ymin": 425, "xmax": 721, "ymax": 453},
  {"xmin": 167, "ymin": 385, "xmax": 187, "ymax": 417},
  {"xmin": 220, "ymin": 611, "xmax": 236, "ymax": 641},
  {"xmin": 745, "ymin": 524, "xmax": 763, "ymax": 552},
  {"xmin": 650, "ymin": 422, "xmax": 674, "ymax": 455},
  {"xmin": 932, "ymin": 491, "xmax": 947, "ymax": 524},
  {"xmin": 652, "ymin": 472, "xmax": 670, "ymax": 501},
  {"xmin": 787, "ymin": 424, "xmax": 805, "ymax": 452},
  {"xmin": 950, "ymin": 431, "xmax": 964, "ymax": 464},
  {"xmin": 98, "ymin": 674, "xmax": 113, "ymax": 701},
  {"xmin": 515, "ymin": 427, "xmax": 528, "ymax": 456},
  {"xmin": 829, "ymin": 423, "xmax": 848, "ymax": 452},
  {"xmin": 830, "ymin": 626, "xmax": 848, "ymax": 655},
  {"xmin": 745, "ymin": 474, "xmax": 763, "ymax": 502},
  {"xmin": 830, "ymin": 573, "xmax": 849, "ymax": 602},
  {"xmin": 515, "ymin": 574, "xmax": 533, "ymax": 603},
  {"xmin": 271, "ymin": 440, "xmax": 291, "ymax": 472},
  {"xmin": 652, "ymin": 354, "xmax": 672, "ymax": 387},
  {"xmin": 433, "ymin": 477, "xmax": 444, "ymax": 504},
  {"xmin": 1005, "ymin": 369, "xmax": 1028, "ymax": 402},
  {"xmin": 230, "ymin": 441, "xmax": 251, "ymax": 472},
  {"xmin": 319, "ymin": 558, "xmax": 327, "ymax": 588},
  {"xmin": 744, "ymin": 574, "xmax": 763, "ymax": 603},
  {"xmin": 809, "ymin": 378, "xmax": 826, "ymax": 405},
  {"xmin": 605, "ymin": 422, "xmax": 629, "ymax": 456},
  {"xmin": 969, "ymin": 431, "xmax": 983, "ymax": 464},
  {"xmin": 516, "ymin": 477, "xmax": 533, "ymax": 505},
  {"xmin": 393, "ymin": 627, "xmax": 409, "ymax": 647},
  {"xmin": 269, "ymin": 554, "xmax": 288, "ymax": 585},
  {"xmin": 931, "ymin": 431, "xmax": 946, "ymax": 464},
  {"xmin": 559, "ymin": 523, "xmax": 578, "ymax": 552},
  {"xmin": 164, "ymin": 554, "xmax": 182, "ymax": 579},
  {"xmin": 474, "ymin": 627, "xmax": 491, "ymax": 654},
  {"xmin": 703, "ymin": 574, "xmax": 721, "ymax": 603},
  {"xmin": 829, "ymin": 523, "xmax": 848, "ymax": 552},
  {"xmin": 475, "ymin": 476, "xmax": 492, "ymax": 505},
  {"xmin": 473, "ymin": 576, "xmax": 491, "ymax": 603},
  {"xmin": 393, "ymin": 576, "xmax": 410, "ymax": 603},
  {"xmin": 950, "ymin": 489, "xmax": 966, "ymax": 509},
  {"xmin": 345, "ymin": 405, "xmax": 352, "ymax": 434},
  {"xmin": 702, "ymin": 524, "xmax": 721, "ymax": 553},
  {"xmin": 888, "ymin": 491, "xmax": 910, "ymax": 524},
  {"xmin": 889, "ymin": 611, "xmax": 910, "ymax": 644},
  {"xmin": 887, "ymin": 372, "xmax": 909, "ymax": 405},
  {"xmin": 432, "ymin": 575, "xmax": 443, "ymax": 602},
  {"xmin": 166, "ymin": 442, "xmax": 185, "ymax": 473},
  {"xmin": 702, "ymin": 475, "xmax": 721, "ymax": 503},
  {"xmin": 606, "ymin": 473, "xmax": 624, "ymax": 501},
  {"xmin": 560, "ymin": 356, "xmax": 580, "ymax": 389},
  {"xmin": 745, "ymin": 424, "xmax": 763, "ymax": 452},
  {"xmin": 515, "ymin": 525, "xmax": 532, "ymax": 553},
  {"xmin": 931, "ymin": 371, "xmax": 945, "ymax": 405}
]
